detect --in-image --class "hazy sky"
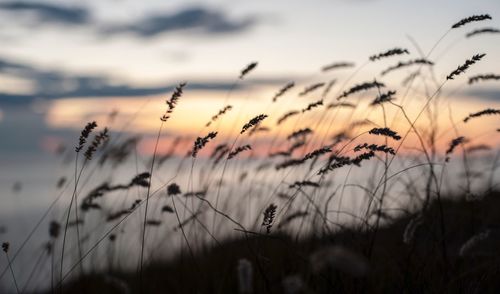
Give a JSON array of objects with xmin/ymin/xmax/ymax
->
[
  {"xmin": 1, "ymin": 0, "xmax": 499, "ymax": 85},
  {"xmin": 1, "ymin": 3, "xmax": 499, "ymax": 291},
  {"xmin": 0, "ymin": 0, "xmax": 499, "ymax": 156}
]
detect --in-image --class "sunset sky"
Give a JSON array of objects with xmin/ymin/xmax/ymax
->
[
  {"xmin": 0, "ymin": 0, "xmax": 499, "ymax": 157},
  {"xmin": 2, "ymin": 3, "xmax": 500, "ymax": 293}
]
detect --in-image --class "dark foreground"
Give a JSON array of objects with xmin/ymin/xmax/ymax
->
[{"xmin": 61, "ymin": 191, "xmax": 500, "ymax": 294}]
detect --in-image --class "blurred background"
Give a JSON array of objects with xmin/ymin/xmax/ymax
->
[
  {"xmin": 0, "ymin": 0, "xmax": 500, "ymax": 288},
  {"xmin": 0, "ymin": 0, "xmax": 499, "ymax": 232},
  {"xmin": 1, "ymin": 0, "xmax": 499, "ymax": 153}
]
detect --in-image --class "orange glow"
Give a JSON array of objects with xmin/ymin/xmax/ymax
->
[{"xmin": 44, "ymin": 85, "xmax": 500, "ymax": 157}]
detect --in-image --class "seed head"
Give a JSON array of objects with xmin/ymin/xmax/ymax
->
[
  {"xmin": 2, "ymin": 242, "xmax": 9, "ymax": 253},
  {"xmin": 75, "ymin": 121, "xmax": 97, "ymax": 152}
]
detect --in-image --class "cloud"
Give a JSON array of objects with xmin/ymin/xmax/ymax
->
[
  {"xmin": 464, "ymin": 88, "xmax": 500, "ymax": 101},
  {"xmin": 102, "ymin": 7, "xmax": 256, "ymax": 38},
  {"xmin": 0, "ymin": 58, "xmax": 32, "ymax": 72},
  {"xmin": 0, "ymin": 3, "xmax": 256, "ymax": 38},
  {"xmin": 0, "ymin": 2, "xmax": 89, "ymax": 25},
  {"xmin": 0, "ymin": 57, "xmax": 288, "ymax": 106}
]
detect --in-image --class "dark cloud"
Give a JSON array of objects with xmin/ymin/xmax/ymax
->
[
  {"xmin": 0, "ymin": 3, "xmax": 256, "ymax": 37},
  {"xmin": 0, "ymin": 2, "xmax": 89, "ymax": 25},
  {"xmin": 0, "ymin": 59, "xmax": 33, "ymax": 72},
  {"xmin": 464, "ymin": 88, "xmax": 500, "ymax": 101},
  {"xmin": 102, "ymin": 7, "xmax": 256, "ymax": 37},
  {"xmin": 0, "ymin": 57, "xmax": 287, "ymax": 106}
]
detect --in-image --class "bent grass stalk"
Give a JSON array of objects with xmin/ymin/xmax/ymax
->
[
  {"xmin": 60, "ymin": 121, "xmax": 105, "ymax": 289},
  {"xmin": 140, "ymin": 82, "xmax": 186, "ymax": 290},
  {"xmin": 3, "ymin": 243, "xmax": 19, "ymax": 294}
]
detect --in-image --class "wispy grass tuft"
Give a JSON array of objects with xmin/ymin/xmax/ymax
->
[
  {"xmin": 463, "ymin": 108, "xmax": 500, "ymax": 123},
  {"xmin": 206, "ymin": 105, "xmax": 233, "ymax": 127},
  {"xmin": 381, "ymin": 59, "xmax": 433, "ymax": 76},
  {"xmin": 161, "ymin": 82, "xmax": 187, "ymax": 122},
  {"xmin": 368, "ymin": 127, "xmax": 402, "ymax": 140},
  {"xmin": 192, "ymin": 132, "xmax": 218, "ymax": 158},
  {"xmin": 354, "ymin": 143, "xmax": 395, "ymax": 155},
  {"xmin": 241, "ymin": 114, "xmax": 268, "ymax": 134},
  {"xmin": 75, "ymin": 121, "xmax": 97, "ymax": 152},
  {"xmin": 445, "ymin": 136, "xmax": 466, "ymax": 162},
  {"xmin": 272, "ymin": 82, "xmax": 295, "ymax": 102},
  {"xmin": 321, "ymin": 62, "xmax": 355, "ymax": 72},
  {"xmin": 370, "ymin": 90, "xmax": 396, "ymax": 106},
  {"xmin": 447, "ymin": 54, "xmax": 486, "ymax": 80},
  {"xmin": 277, "ymin": 111, "xmax": 299, "ymax": 125},
  {"xmin": 299, "ymin": 83, "xmax": 325, "ymax": 96},
  {"xmin": 302, "ymin": 99, "xmax": 323, "ymax": 113},
  {"xmin": 466, "ymin": 27, "xmax": 500, "ymax": 38},
  {"xmin": 452, "ymin": 14, "xmax": 492, "ymax": 29},
  {"xmin": 262, "ymin": 204, "xmax": 277, "ymax": 234},
  {"xmin": 369, "ymin": 48, "xmax": 409, "ymax": 61},
  {"xmin": 468, "ymin": 74, "xmax": 500, "ymax": 85},
  {"xmin": 287, "ymin": 128, "xmax": 313, "ymax": 140},
  {"xmin": 228, "ymin": 145, "xmax": 252, "ymax": 159},
  {"xmin": 239, "ymin": 62, "xmax": 258, "ymax": 79},
  {"xmin": 338, "ymin": 80, "xmax": 385, "ymax": 100}
]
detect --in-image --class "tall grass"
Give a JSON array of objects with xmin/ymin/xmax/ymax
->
[{"xmin": 0, "ymin": 12, "xmax": 499, "ymax": 294}]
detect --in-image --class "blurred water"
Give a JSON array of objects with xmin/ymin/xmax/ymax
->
[{"xmin": 0, "ymin": 148, "xmax": 498, "ymax": 292}]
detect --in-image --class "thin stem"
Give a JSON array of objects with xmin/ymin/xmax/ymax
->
[
  {"xmin": 60, "ymin": 156, "xmax": 86, "ymax": 292},
  {"xmin": 73, "ymin": 155, "xmax": 84, "ymax": 276},
  {"xmin": 5, "ymin": 253, "xmax": 19, "ymax": 294},
  {"xmin": 20, "ymin": 246, "xmax": 47, "ymax": 294},
  {"xmin": 139, "ymin": 121, "xmax": 164, "ymax": 289}
]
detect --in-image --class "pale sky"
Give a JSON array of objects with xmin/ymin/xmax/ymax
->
[
  {"xmin": 1, "ymin": 0, "xmax": 499, "ymax": 84},
  {"xmin": 1, "ymin": 4, "xmax": 500, "ymax": 293},
  {"xmin": 0, "ymin": 0, "xmax": 499, "ymax": 156}
]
